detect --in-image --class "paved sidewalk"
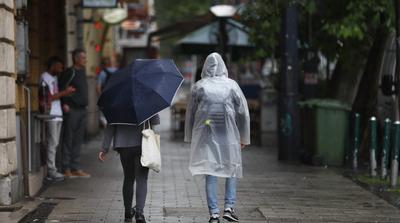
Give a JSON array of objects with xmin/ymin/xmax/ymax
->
[{"xmin": 18, "ymin": 110, "xmax": 400, "ymax": 223}]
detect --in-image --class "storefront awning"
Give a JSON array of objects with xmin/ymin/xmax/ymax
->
[{"xmin": 176, "ymin": 18, "xmax": 254, "ymax": 55}]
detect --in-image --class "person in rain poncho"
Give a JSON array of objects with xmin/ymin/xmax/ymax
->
[{"xmin": 184, "ymin": 52, "xmax": 250, "ymax": 223}]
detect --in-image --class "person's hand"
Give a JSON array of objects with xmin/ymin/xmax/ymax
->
[
  {"xmin": 98, "ymin": 151, "xmax": 106, "ymax": 162},
  {"xmin": 241, "ymin": 144, "xmax": 246, "ymax": 149},
  {"xmin": 65, "ymin": 86, "xmax": 76, "ymax": 95},
  {"xmin": 62, "ymin": 104, "xmax": 70, "ymax": 113}
]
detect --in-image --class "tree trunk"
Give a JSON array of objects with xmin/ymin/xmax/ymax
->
[
  {"xmin": 352, "ymin": 23, "xmax": 390, "ymax": 163},
  {"xmin": 328, "ymin": 42, "xmax": 371, "ymax": 104},
  {"xmin": 353, "ymin": 27, "xmax": 390, "ymax": 125}
]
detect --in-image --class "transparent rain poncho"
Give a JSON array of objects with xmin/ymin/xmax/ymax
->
[{"xmin": 184, "ymin": 52, "xmax": 250, "ymax": 178}]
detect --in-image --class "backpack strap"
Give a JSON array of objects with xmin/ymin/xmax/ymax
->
[
  {"xmin": 65, "ymin": 68, "xmax": 76, "ymax": 88},
  {"xmin": 102, "ymin": 68, "xmax": 113, "ymax": 87}
]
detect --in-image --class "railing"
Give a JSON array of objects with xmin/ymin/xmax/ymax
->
[{"xmin": 351, "ymin": 113, "xmax": 400, "ymax": 187}]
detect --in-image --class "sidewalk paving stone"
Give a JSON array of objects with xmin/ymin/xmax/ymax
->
[{"xmin": 12, "ymin": 109, "xmax": 400, "ymax": 223}]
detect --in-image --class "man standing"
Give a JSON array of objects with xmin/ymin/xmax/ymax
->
[
  {"xmin": 40, "ymin": 57, "xmax": 75, "ymax": 182},
  {"xmin": 59, "ymin": 49, "xmax": 91, "ymax": 178}
]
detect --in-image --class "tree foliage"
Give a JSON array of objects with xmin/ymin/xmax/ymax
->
[
  {"xmin": 154, "ymin": 0, "xmax": 210, "ymax": 28},
  {"xmin": 241, "ymin": 0, "xmax": 394, "ymax": 59},
  {"xmin": 240, "ymin": 0, "xmax": 282, "ymax": 58},
  {"xmin": 153, "ymin": 0, "xmax": 210, "ymax": 57}
]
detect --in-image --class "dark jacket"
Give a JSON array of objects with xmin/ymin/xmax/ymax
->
[
  {"xmin": 101, "ymin": 115, "xmax": 160, "ymax": 153},
  {"xmin": 59, "ymin": 67, "xmax": 88, "ymax": 108}
]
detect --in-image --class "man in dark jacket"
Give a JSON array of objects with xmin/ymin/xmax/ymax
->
[{"xmin": 59, "ymin": 49, "xmax": 90, "ymax": 178}]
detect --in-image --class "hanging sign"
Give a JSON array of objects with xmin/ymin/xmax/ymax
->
[
  {"xmin": 102, "ymin": 8, "xmax": 128, "ymax": 24},
  {"xmin": 82, "ymin": 0, "xmax": 118, "ymax": 8}
]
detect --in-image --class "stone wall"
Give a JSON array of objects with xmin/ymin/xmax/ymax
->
[{"xmin": 0, "ymin": 0, "xmax": 18, "ymax": 205}]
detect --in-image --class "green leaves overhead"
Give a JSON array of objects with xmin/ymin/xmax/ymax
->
[
  {"xmin": 322, "ymin": 0, "xmax": 393, "ymax": 41},
  {"xmin": 241, "ymin": 0, "xmax": 282, "ymax": 58},
  {"xmin": 241, "ymin": 0, "xmax": 395, "ymax": 59},
  {"xmin": 154, "ymin": 0, "xmax": 210, "ymax": 28}
]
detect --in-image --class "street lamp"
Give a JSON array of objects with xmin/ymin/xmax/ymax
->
[
  {"xmin": 210, "ymin": 5, "xmax": 236, "ymax": 18},
  {"xmin": 210, "ymin": 4, "xmax": 236, "ymax": 61}
]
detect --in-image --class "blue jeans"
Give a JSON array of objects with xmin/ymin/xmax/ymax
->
[{"xmin": 206, "ymin": 175, "xmax": 237, "ymax": 215}]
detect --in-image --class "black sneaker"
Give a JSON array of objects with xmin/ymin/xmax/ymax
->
[
  {"xmin": 124, "ymin": 210, "xmax": 132, "ymax": 222},
  {"xmin": 124, "ymin": 207, "xmax": 135, "ymax": 222},
  {"xmin": 209, "ymin": 214, "xmax": 220, "ymax": 223},
  {"xmin": 223, "ymin": 208, "xmax": 239, "ymax": 222},
  {"xmin": 135, "ymin": 209, "xmax": 146, "ymax": 223},
  {"xmin": 131, "ymin": 207, "xmax": 136, "ymax": 216},
  {"xmin": 124, "ymin": 214, "xmax": 132, "ymax": 222}
]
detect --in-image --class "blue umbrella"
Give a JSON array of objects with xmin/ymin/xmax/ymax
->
[{"xmin": 97, "ymin": 59, "xmax": 184, "ymax": 125}]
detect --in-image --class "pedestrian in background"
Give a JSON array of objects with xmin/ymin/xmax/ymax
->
[
  {"xmin": 40, "ymin": 56, "xmax": 75, "ymax": 182},
  {"xmin": 59, "ymin": 49, "xmax": 90, "ymax": 178},
  {"xmin": 96, "ymin": 57, "xmax": 118, "ymax": 95},
  {"xmin": 96, "ymin": 57, "xmax": 118, "ymax": 127},
  {"xmin": 184, "ymin": 52, "xmax": 250, "ymax": 223},
  {"xmin": 98, "ymin": 115, "xmax": 160, "ymax": 223}
]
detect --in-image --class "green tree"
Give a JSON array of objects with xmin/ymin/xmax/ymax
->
[
  {"xmin": 154, "ymin": 0, "xmax": 211, "ymax": 57},
  {"xmin": 242, "ymin": 0, "xmax": 395, "ymax": 157},
  {"xmin": 242, "ymin": 0, "xmax": 394, "ymax": 102},
  {"xmin": 154, "ymin": 0, "xmax": 210, "ymax": 28},
  {"xmin": 242, "ymin": 0, "xmax": 394, "ymax": 61}
]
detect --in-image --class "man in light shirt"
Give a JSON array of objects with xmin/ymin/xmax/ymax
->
[{"xmin": 40, "ymin": 57, "xmax": 75, "ymax": 182}]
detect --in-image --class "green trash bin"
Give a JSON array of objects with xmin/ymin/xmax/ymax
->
[{"xmin": 300, "ymin": 99, "xmax": 351, "ymax": 166}]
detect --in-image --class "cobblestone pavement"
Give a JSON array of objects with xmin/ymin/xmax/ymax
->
[{"xmin": 27, "ymin": 110, "xmax": 400, "ymax": 223}]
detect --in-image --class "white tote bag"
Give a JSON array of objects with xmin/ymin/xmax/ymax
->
[{"xmin": 141, "ymin": 121, "xmax": 161, "ymax": 172}]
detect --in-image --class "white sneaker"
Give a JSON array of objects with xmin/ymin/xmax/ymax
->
[
  {"xmin": 209, "ymin": 213, "xmax": 220, "ymax": 223},
  {"xmin": 46, "ymin": 172, "xmax": 65, "ymax": 182}
]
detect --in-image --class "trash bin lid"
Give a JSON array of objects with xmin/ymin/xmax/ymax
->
[
  {"xmin": 313, "ymin": 99, "xmax": 351, "ymax": 111},
  {"xmin": 298, "ymin": 99, "xmax": 319, "ymax": 108},
  {"xmin": 299, "ymin": 99, "xmax": 351, "ymax": 111}
]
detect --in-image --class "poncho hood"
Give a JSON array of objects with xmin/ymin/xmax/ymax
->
[{"xmin": 201, "ymin": 52, "xmax": 228, "ymax": 78}]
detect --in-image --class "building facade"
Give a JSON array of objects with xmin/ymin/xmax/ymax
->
[
  {"xmin": 0, "ymin": 0, "xmax": 117, "ymax": 205},
  {"xmin": 0, "ymin": 0, "xmax": 19, "ymax": 205}
]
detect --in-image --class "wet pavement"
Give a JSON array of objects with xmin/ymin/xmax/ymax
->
[{"xmin": 12, "ymin": 109, "xmax": 400, "ymax": 222}]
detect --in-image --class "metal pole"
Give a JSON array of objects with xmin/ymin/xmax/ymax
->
[
  {"xmin": 395, "ymin": 0, "xmax": 400, "ymax": 119},
  {"xmin": 391, "ymin": 121, "xmax": 400, "ymax": 188},
  {"xmin": 21, "ymin": 86, "xmax": 30, "ymax": 196},
  {"xmin": 369, "ymin": 117, "xmax": 377, "ymax": 177},
  {"xmin": 382, "ymin": 118, "xmax": 391, "ymax": 179},
  {"xmin": 219, "ymin": 18, "xmax": 228, "ymax": 62},
  {"xmin": 352, "ymin": 113, "xmax": 360, "ymax": 170},
  {"xmin": 278, "ymin": 0, "xmax": 300, "ymax": 161},
  {"xmin": 75, "ymin": 5, "xmax": 84, "ymax": 49},
  {"xmin": 391, "ymin": 2, "xmax": 400, "ymax": 184}
]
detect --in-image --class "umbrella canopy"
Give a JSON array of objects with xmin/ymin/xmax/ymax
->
[{"xmin": 97, "ymin": 59, "xmax": 184, "ymax": 125}]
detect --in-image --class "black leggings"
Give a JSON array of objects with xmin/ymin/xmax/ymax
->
[{"xmin": 118, "ymin": 147, "xmax": 149, "ymax": 212}]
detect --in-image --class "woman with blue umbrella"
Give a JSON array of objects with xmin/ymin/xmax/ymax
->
[
  {"xmin": 97, "ymin": 59, "xmax": 183, "ymax": 222},
  {"xmin": 98, "ymin": 115, "xmax": 159, "ymax": 223}
]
